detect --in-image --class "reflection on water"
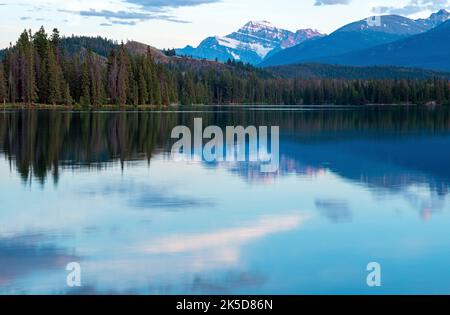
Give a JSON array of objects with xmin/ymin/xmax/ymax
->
[{"xmin": 1, "ymin": 106, "xmax": 450, "ymax": 294}]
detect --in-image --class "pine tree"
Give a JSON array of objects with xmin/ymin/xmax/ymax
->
[
  {"xmin": 63, "ymin": 83, "xmax": 73, "ymax": 105},
  {"xmin": 46, "ymin": 47, "xmax": 62, "ymax": 104},
  {"xmin": 88, "ymin": 51, "xmax": 105, "ymax": 106},
  {"xmin": 0, "ymin": 62, "xmax": 6, "ymax": 104},
  {"xmin": 107, "ymin": 50, "xmax": 119, "ymax": 104},
  {"xmin": 117, "ymin": 44, "xmax": 129, "ymax": 105},
  {"xmin": 33, "ymin": 26, "xmax": 49, "ymax": 103},
  {"xmin": 138, "ymin": 63, "xmax": 148, "ymax": 105},
  {"xmin": 50, "ymin": 28, "xmax": 60, "ymax": 48},
  {"xmin": 17, "ymin": 30, "xmax": 37, "ymax": 103},
  {"xmin": 80, "ymin": 58, "xmax": 91, "ymax": 106},
  {"xmin": 152, "ymin": 66, "xmax": 162, "ymax": 105},
  {"xmin": 50, "ymin": 28, "xmax": 62, "ymax": 63},
  {"xmin": 144, "ymin": 47, "xmax": 155, "ymax": 104}
]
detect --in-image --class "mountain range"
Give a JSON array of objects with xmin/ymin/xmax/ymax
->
[
  {"xmin": 2, "ymin": 9, "xmax": 450, "ymax": 76},
  {"xmin": 261, "ymin": 9, "xmax": 450, "ymax": 68},
  {"xmin": 176, "ymin": 9, "xmax": 450, "ymax": 72},
  {"xmin": 317, "ymin": 19, "xmax": 450, "ymax": 71},
  {"xmin": 176, "ymin": 20, "xmax": 324, "ymax": 65}
]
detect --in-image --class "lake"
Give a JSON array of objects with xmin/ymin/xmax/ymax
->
[{"xmin": 1, "ymin": 105, "xmax": 450, "ymax": 294}]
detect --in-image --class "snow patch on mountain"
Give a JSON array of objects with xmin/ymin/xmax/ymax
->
[
  {"xmin": 230, "ymin": 52, "xmax": 240, "ymax": 60},
  {"xmin": 176, "ymin": 21, "xmax": 324, "ymax": 65},
  {"xmin": 249, "ymin": 43, "xmax": 274, "ymax": 58},
  {"xmin": 216, "ymin": 36, "xmax": 240, "ymax": 49}
]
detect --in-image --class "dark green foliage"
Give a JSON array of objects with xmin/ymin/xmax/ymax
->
[
  {"xmin": 46, "ymin": 46, "xmax": 66, "ymax": 104},
  {"xmin": 33, "ymin": 26, "xmax": 49, "ymax": 103},
  {"xmin": 14, "ymin": 30, "xmax": 38, "ymax": 103},
  {"xmin": 59, "ymin": 36, "xmax": 118, "ymax": 58},
  {"xmin": 0, "ymin": 62, "xmax": 6, "ymax": 102},
  {"xmin": 80, "ymin": 56, "xmax": 91, "ymax": 106},
  {"xmin": 163, "ymin": 48, "xmax": 176, "ymax": 57},
  {"xmin": 1, "ymin": 27, "xmax": 450, "ymax": 106},
  {"xmin": 107, "ymin": 44, "xmax": 131, "ymax": 105},
  {"xmin": 268, "ymin": 63, "xmax": 450, "ymax": 80}
]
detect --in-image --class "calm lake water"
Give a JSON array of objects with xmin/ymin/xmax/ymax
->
[{"xmin": 1, "ymin": 106, "xmax": 450, "ymax": 294}]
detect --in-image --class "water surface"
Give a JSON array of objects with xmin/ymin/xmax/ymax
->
[{"xmin": 1, "ymin": 106, "xmax": 450, "ymax": 294}]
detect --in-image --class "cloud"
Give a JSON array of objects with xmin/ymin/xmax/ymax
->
[
  {"xmin": 20, "ymin": 16, "xmax": 31, "ymax": 20},
  {"xmin": 80, "ymin": 180, "xmax": 213, "ymax": 210},
  {"xmin": 141, "ymin": 214, "xmax": 308, "ymax": 254},
  {"xmin": 60, "ymin": 8, "xmax": 189, "ymax": 24},
  {"xmin": 8, "ymin": 0, "xmax": 220, "ymax": 26},
  {"xmin": 373, "ymin": 0, "xmax": 450, "ymax": 15},
  {"xmin": 314, "ymin": 0, "xmax": 351, "ymax": 6},
  {"xmin": 124, "ymin": 0, "xmax": 221, "ymax": 9},
  {"xmin": 79, "ymin": 9, "xmax": 155, "ymax": 20},
  {"xmin": 66, "ymin": 0, "xmax": 221, "ymax": 25},
  {"xmin": 111, "ymin": 20, "xmax": 137, "ymax": 25}
]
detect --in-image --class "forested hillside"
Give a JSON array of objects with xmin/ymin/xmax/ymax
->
[
  {"xmin": 59, "ymin": 35, "xmax": 118, "ymax": 58},
  {"xmin": 0, "ymin": 27, "xmax": 449, "ymax": 106},
  {"xmin": 268, "ymin": 64, "xmax": 450, "ymax": 80}
]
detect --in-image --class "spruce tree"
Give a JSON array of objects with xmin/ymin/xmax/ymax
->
[
  {"xmin": 116, "ymin": 44, "xmax": 129, "ymax": 105},
  {"xmin": 80, "ymin": 58, "xmax": 91, "ymax": 106},
  {"xmin": 63, "ymin": 83, "xmax": 73, "ymax": 105},
  {"xmin": 152, "ymin": 66, "xmax": 162, "ymax": 105},
  {"xmin": 46, "ymin": 47, "xmax": 62, "ymax": 104},
  {"xmin": 138, "ymin": 67, "xmax": 148, "ymax": 105},
  {"xmin": 33, "ymin": 26, "xmax": 49, "ymax": 103},
  {"xmin": 17, "ymin": 30, "xmax": 37, "ymax": 103},
  {"xmin": 86, "ymin": 50, "xmax": 105, "ymax": 106},
  {"xmin": 0, "ymin": 63, "xmax": 6, "ymax": 104},
  {"xmin": 107, "ymin": 51, "xmax": 119, "ymax": 104}
]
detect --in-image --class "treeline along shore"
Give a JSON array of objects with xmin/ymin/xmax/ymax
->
[{"xmin": 0, "ymin": 27, "xmax": 449, "ymax": 107}]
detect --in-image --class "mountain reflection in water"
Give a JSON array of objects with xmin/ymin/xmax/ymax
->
[{"xmin": 1, "ymin": 106, "xmax": 450, "ymax": 294}]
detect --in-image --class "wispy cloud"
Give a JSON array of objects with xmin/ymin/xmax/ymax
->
[
  {"xmin": 111, "ymin": 20, "xmax": 137, "ymax": 25},
  {"xmin": 70, "ymin": 0, "xmax": 223, "ymax": 25},
  {"xmin": 373, "ymin": 0, "xmax": 450, "ymax": 16},
  {"xmin": 314, "ymin": 0, "xmax": 351, "ymax": 6},
  {"xmin": 79, "ymin": 9, "xmax": 157, "ymax": 20},
  {"xmin": 124, "ymin": 0, "xmax": 222, "ymax": 10},
  {"xmin": 60, "ymin": 8, "xmax": 190, "ymax": 24},
  {"xmin": 141, "ymin": 214, "xmax": 309, "ymax": 254}
]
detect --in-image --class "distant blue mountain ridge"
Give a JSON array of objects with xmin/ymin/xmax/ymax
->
[
  {"xmin": 304, "ymin": 18, "xmax": 450, "ymax": 71},
  {"xmin": 260, "ymin": 9, "xmax": 450, "ymax": 69}
]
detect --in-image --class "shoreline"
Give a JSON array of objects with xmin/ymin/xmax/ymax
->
[
  {"xmin": 0, "ymin": 102, "xmax": 441, "ymax": 111},
  {"xmin": 1, "ymin": 103, "xmax": 165, "ymax": 110}
]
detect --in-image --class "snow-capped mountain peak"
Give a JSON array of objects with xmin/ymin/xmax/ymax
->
[
  {"xmin": 177, "ymin": 21, "xmax": 324, "ymax": 65},
  {"xmin": 234, "ymin": 20, "xmax": 291, "ymax": 43},
  {"xmin": 241, "ymin": 20, "xmax": 276, "ymax": 31}
]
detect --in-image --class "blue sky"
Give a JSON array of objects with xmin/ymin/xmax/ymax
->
[{"xmin": 0, "ymin": 0, "xmax": 449, "ymax": 50}]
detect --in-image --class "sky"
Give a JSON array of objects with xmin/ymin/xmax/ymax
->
[{"xmin": 0, "ymin": 0, "xmax": 449, "ymax": 50}]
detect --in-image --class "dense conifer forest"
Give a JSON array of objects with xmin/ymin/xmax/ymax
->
[{"xmin": 0, "ymin": 27, "xmax": 449, "ymax": 107}]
